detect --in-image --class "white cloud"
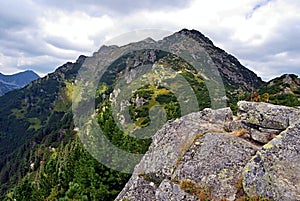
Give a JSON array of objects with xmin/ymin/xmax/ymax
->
[
  {"xmin": 40, "ymin": 10, "xmax": 114, "ymax": 51},
  {"xmin": 0, "ymin": 0, "xmax": 299, "ymax": 80}
]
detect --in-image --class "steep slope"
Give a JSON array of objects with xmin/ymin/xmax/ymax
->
[
  {"xmin": 0, "ymin": 70, "xmax": 40, "ymax": 96},
  {"xmin": 0, "ymin": 29, "xmax": 264, "ymax": 200},
  {"xmin": 179, "ymin": 29, "xmax": 263, "ymax": 90}
]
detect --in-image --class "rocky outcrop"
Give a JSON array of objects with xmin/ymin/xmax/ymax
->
[
  {"xmin": 116, "ymin": 102, "xmax": 299, "ymax": 201},
  {"xmin": 237, "ymin": 101, "xmax": 300, "ymax": 129},
  {"xmin": 172, "ymin": 133, "xmax": 258, "ymax": 200},
  {"xmin": 243, "ymin": 124, "xmax": 300, "ymax": 201}
]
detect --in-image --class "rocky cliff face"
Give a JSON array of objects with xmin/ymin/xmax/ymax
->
[
  {"xmin": 179, "ymin": 29, "xmax": 263, "ymax": 91},
  {"xmin": 115, "ymin": 101, "xmax": 300, "ymax": 201}
]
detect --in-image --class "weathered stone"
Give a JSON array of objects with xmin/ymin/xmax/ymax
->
[
  {"xmin": 249, "ymin": 128, "xmax": 280, "ymax": 144},
  {"xmin": 115, "ymin": 108, "xmax": 232, "ymax": 200},
  {"xmin": 115, "ymin": 175, "xmax": 157, "ymax": 201},
  {"xmin": 133, "ymin": 108, "xmax": 232, "ymax": 180},
  {"xmin": 238, "ymin": 101, "xmax": 300, "ymax": 129},
  {"xmin": 155, "ymin": 179, "xmax": 198, "ymax": 201},
  {"xmin": 243, "ymin": 124, "xmax": 300, "ymax": 201},
  {"xmin": 115, "ymin": 102, "xmax": 300, "ymax": 201},
  {"xmin": 172, "ymin": 133, "xmax": 258, "ymax": 201},
  {"xmin": 200, "ymin": 107, "xmax": 233, "ymax": 123},
  {"xmin": 225, "ymin": 119, "xmax": 247, "ymax": 132}
]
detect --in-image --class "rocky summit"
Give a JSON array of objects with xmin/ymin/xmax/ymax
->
[{"xmin": 115, "ymin": 101, "xmax": 300, "ymax": 201}]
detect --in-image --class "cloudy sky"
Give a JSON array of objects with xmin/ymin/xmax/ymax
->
[{"xmin": 0, "ymin": 0, "xmax": 299, "ymax": 81}]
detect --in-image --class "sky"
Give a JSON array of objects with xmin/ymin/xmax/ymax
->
[{"xmin": 0, "ymin": 0, "xmax": 299, "ymax": 81}]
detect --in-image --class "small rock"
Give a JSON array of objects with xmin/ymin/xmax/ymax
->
[
  {"xmin": 155, "ymin": 179, "xmax": 198, "ymax": 201},
  {"xmin": 249, "ymin": 128, "xmax": 276, "ymax": 144}
]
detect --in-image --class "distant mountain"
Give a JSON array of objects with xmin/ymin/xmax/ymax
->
[
  {"xmin": 250, "ymin": 74, "xmax": 300, "ymax": 106},
  {"xmin": 0, "ymin": 70, "xmax": 39, "ymax": 96},
  {"xmin": 0, "ymin": 29, "xmax": 295, "ymax": 200}
]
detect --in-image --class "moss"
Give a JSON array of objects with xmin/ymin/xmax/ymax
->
[
  {"xmin": 179, "ymin": 180, "xmax": 211, "ymax": 200},
  {"xmin": 175, "ymin": 156, "xmax": 183, "ymax": 168},
  {"xmin": 263, "ymin": 143, "xmax": 273, "ymax": 149},
  {"xmin": 171, "ymin": 177, "xmax": 180, "ymax": 184},
  {"xmin": 248, "ymin": 114, "xmax": 259, "ymax": 125},
  {"xmin": 140, "ymin": 173, "xmax": 161, "ymax": 187},
  {"xmin": 121, "ymin": 198, "xmax": 132, "ymax": 201}
]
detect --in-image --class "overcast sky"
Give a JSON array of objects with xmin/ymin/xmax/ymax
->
[{"xmin": 0, "ymin": 0, "xmax": 299, "ymax": 81}]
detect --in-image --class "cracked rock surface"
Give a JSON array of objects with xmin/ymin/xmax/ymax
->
[{"xmin": 115, "ymin": 102, "xmax": 300, "ymax": 201}]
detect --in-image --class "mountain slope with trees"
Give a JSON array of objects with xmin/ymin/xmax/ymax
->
[{"xmin": 0, "ymin": 29, "xmax": 297, "ymax": 200}]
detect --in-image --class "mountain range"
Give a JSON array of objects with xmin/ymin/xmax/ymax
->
[
  {"xmin": 0, "ymin": 70, "xmax": 39, "ymax": 96},
  {"xmin": 0, "ymin": 29, "xmax": 299, "ymax": 200}
]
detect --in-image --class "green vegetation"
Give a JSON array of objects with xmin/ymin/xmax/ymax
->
[
  {"xmin": 179, "ymin": 179, "xmax": 211, "ymax": 200},
  {"xmin": 254, "ymin": 74, "xmax": 300, "ymax": 107},
  {"xmin": 128, "ymin": 85, "xmax": 180, "ymax": 127},
  {"xmin": 0, "ymin": 49, "xmax": 296, "ymax": 201}
]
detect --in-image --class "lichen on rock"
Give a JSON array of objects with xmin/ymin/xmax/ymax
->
[
  {"xmin": 243, "ymin": 124, "xmax": 300, "ymax": 201},
  {"xmin": 115, "ymin": 101, "xmax": 300, "ymax": 201}
]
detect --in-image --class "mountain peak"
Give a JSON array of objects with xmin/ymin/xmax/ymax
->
[
  {"xmin": 1, "ymin": 29, "xmax": 295, "ymax": 200},
  {"xmin": 178, "ymin": 28, "xmax": 214, "ymax": 46}
]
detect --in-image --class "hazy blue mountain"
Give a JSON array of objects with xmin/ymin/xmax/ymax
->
[{"xmin": 0, "ymin": 70, "xmax": 39, "ymax": 96}]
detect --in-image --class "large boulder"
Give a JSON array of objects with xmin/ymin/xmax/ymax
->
[
  {"xmin": 238, "ymin": 101, "xmax": 300, "ymax": 129},
  {"xmin": 113, "ymin": 175, "xmax": 157, "ymax": 201},
  {"xmin": 115, "ymin": 108, "xmax": 233, "ymax": 200},
  {"xmin": 172, "ymin": 133, "xmax": 258, "ymax": 201},
  {"xmin": 132, "ymin": 108, "xmax": 233, "ymax": 181},
  {"xmin": 115, "ymin": 102, "xmax": 300, "ymax": 201},
  {"xmin": 243, "ymin": 124, "xmax": 300, "ymax": 201}
]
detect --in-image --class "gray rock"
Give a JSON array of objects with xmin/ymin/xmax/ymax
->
[
  {"xmin": 200, "ymin": 107, "xmax": 233, "ymax": 123},
  {"xmin": 243, "ymin": 124, "xmax": 300, "ymax": 201},
  {"xmin": 155, "ymin": 179, "xmax": 199, "ymax": 201},
  {"xmin": 115, "ymin": 175, "xmax": 157, "ymax": 201},
  {"xmin": 249, "ymin": 128, "xmax": 280, "ymax": 144},
  {"xmin": 225, "ymin": 119, "xmax": 247, "ymax": 132},
  {"xmin": 115, "ymin": 102, "xmax": 300, "ymax": 201},
  {"xmin": 173, "ymin": 133, "xmax": 258, "ymax": 201},
  {"xmin": 115, "ymin": 108, "xmax": 232, "ymax": 200},
  {"xmin": 133, "ymin": 108, "xmax": 232, "ymax": 180},
  {"xmin": 238, "ymin": 101, "xmax": 300, "ymax": 129}
]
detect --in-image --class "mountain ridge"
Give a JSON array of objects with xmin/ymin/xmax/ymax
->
[
  {"xmin": 115, "ymin": 101, "xmax": 300, "ymax": 201},
  {"xmin": 0, "ymin": 70, "xmax": 39, "ymax": 96},
  {"xmin": 0, "ymin": 29, "xmax": 298, "ymax": 200}
]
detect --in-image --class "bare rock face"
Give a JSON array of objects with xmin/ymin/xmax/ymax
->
[
  {"xmin": 237, "ymin": 101, "xmax": 300, "ymax": 129},
  {"xmin": 115, "ymin": 108, "xmax": 234, "ymax": 200},
  {"xmin": 115, "ymin": 102, "xmax": 300, "ymax": 201},
  {"xmin": 243, "ymin": 124, "xmax": 300, "ymax": 201},
  {"xmin": 115, "ymin": 175, "xmax": 157, "ymax": 201},
  {"xmin": 133, "ymin": 107, "xmax": 233, "ymax": 182},
  {"xmin": 155, "ymin": 179, "xmax": 199, "ymax": 201},
  {"xmin": 172, "ymin": 133, "xmax": 258, "ymax": 201}
]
